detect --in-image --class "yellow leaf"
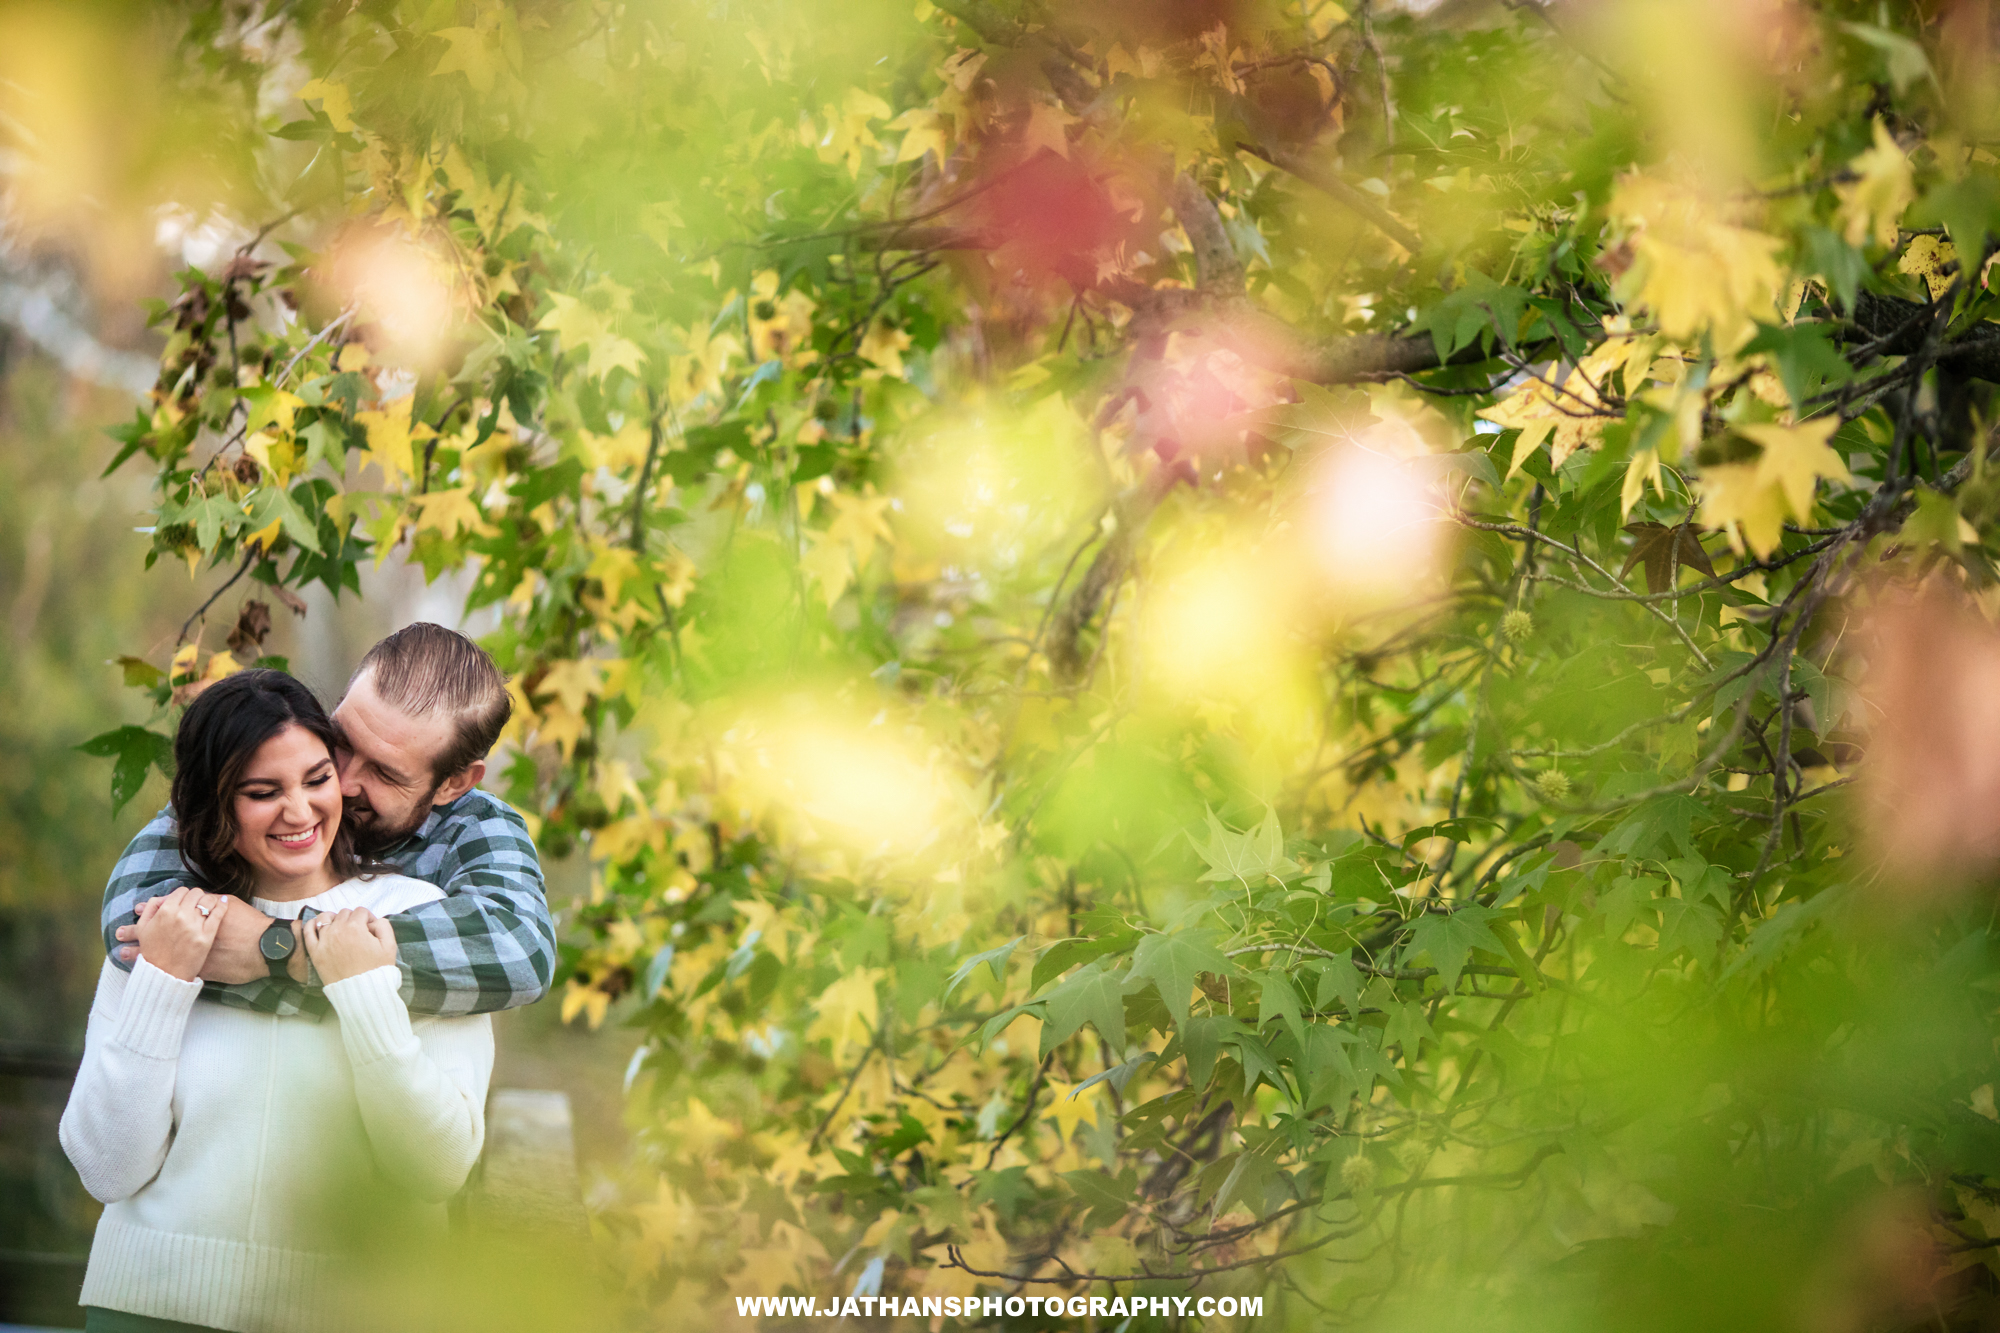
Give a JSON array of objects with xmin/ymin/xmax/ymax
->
[
  {"xmin": 1621, "ymin": 447, "xmax": 1664, "ymax": 518},
  {"xmin": 858, "ymin": 319, "xmax": 912, "ymax": 377},
  {"xmin": 201, "ymin": 650, "xmax": 242, "ymax": 682},
  {"xmin": 1041, "ymin": 1079, "xmax": 1102, "ymax": 1139},
  {"xmin": 1610, "ymin": 172, "xmax": 1785, "ymax": 352},
  {"xmin": 1900, "ymin": 234, "xmax": 1958, "ymax": 300},
  {"xmin": 296, "ymin": 77, "xmax": 354, "ymax": 132},
  {"xmin": 586, "ymin": 543, "xmax": 640, "ymax": 604},
  {"xmin": 1739, "ymin": 419, "xmax": 1852, "ymax": 520},
  {"xmin": 170, "ymin": 642, "xmax": 200, "ymax": 681},
  {"xmin": 559, "ymin": 977, "xmax": 611, "ymax": 1028},
  {"xmin": 826, "ymin": 488, "xmax": 895, "ymax": 565},
  {"xmin": 244, "ymin": 388, "xmax": 304, "ymax": 438},
  {"xmin": 1479, "ymin": 347, "xmax": 1625, "ymax": 474},
  {"xmin": 336, "ymin": 343, "xmax": 370, "ymax": 372},
  {"xmin": 410, "ymin": 486, "xmax": 487, "ymax": 540},
  {"xmin": 432, "ymin": 26, "xmax": 499, "ymax": 94},
  {"xmin": 538, "ymin": 291, "xmax": 646, "ymax": 382},
  {"xmin": 355, "ymin": 399, "xmax": 420, "ymax": 489},
  {"xmin": 533, "ymin": 701, "xmax": 588, "ymax": 759},
  {"xmin": 243, "ymin": 518, "xmax": 283, "ymax": 555},
  {"xmin": 887, "ymin": 107, "xmax": 949, "ymax": 164},
  {"xmin": 1022, "ymin": 102, "xmax": 1074, "ymax": 158},
  {"xmin": 805, "ymin": 968, "xmax": 884, "ymax": 1062},
  {"xmin": 800, "ymin": 534, "xmax": 854, "ymax": 606},
  {"xmin": 1838, "ymin": 120, "xmax": 1915, "ymax": 250},
  {"xmin": 1698, "ymin": 463, "xmax": 1788, "ymax": 558},
  {"xmin": 538, "ymin": 658, "xmax": 603, "ymax": 714},
  {"xmin": 242, "ymin": 432, "xmax": 296, "ymax": 486}
]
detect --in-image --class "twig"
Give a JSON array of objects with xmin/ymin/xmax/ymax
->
[{"xmin": 176, "ymin": 549, "xmax": 260, "ymax": 646}]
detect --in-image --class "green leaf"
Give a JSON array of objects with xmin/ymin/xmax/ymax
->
[
  {"xmin": 1839, "ymin": 20, "xmax": 1935, "ymax": 94},
  {"xmin": 1039, "ymin": 962, "xmax": 1125, "ymax": 1058},
  {"xmin": 1180, "ymin": 1014, "xmax": 1225, "ymax": 1087},
  {"xmin": 1192, "ymin": 807, "xmax": 1289, "ymax": 884},
  {"xmin": 1382, "ymin": 999, "xmax": 1434, "ymax": 1054},
  {"xmin": 1063, "ymin": 1168, "xmax": 1137, "ymax": 1230},
  {"xmin": 1128, "ymin": 928, "xmax": 1229, "ymax": 1028},
  {"xmin": 1256, "ymin": 967, "xmax": 1308, "ymax": 1050},
  {"xmin": 1408, "ymin": 904, "xmax": 1503, "ymax": 993},
  {"xmin": 1421, "ymin": 270, "xmax": 1532, "ymax": 362},
  {"xmin": 946, "ymin": 935, "xmax": 1022, "ymax": 999},
  {"xmin": 1657, "ymin": 897, "xmax": 1723, "ymax": 959},
  {"xmin": 1743, "ymin": 323, "xmax": 1852, "ymax": 411},
  {"xmin": 115, "ymin": 656, "xmax": 164, "ymax": 689},
  {"xmin": 1226, "ymin": 1028, "xmax": 1286, "ymax": 1099},
  {"xmin": 1915, "ymin": 176, "xmax": 2000, "ymax": 265},
  {"xmin": 1031, "ymin": 932, "xmax": 1137, "ymax": 993},
  {"xmin": 77, "ymin": 726, "xmax": 174, "ymax": 816},
  {"xmin": 1311, "ymin": 953, "xmax": 1363, "ymax": 1017}
]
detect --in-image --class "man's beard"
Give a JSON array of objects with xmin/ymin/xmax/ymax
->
[{"xmin": 344, "ymin": 794, "xmax": 433, "ymax": 856}]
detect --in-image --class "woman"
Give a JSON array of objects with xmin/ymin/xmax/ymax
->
[{"xmin": 61, "ymin": 669, "xmax": 493, "ymax": 1333}]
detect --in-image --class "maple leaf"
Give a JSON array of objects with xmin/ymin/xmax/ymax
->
[
  {"xmin": 410, "ymin": 486, "xmax": 487, "ymax": 540},
  {"xmin": 539, "ymin": 291, "xmax": 646, "ymax": 381},
  {"xmin": 354, "ymin": 399, "xmax": 427, "ymax": 489},
  {"xmin": 805, "ymin": 968, "xmax": 883, "ymax": 1061},
  {"xmin": 1900, "ymin": 234, "xmax": 1958, "ymax": 300},
  {"xmin": 1620, "ymin": 522, "xmax": 1719, "ymax": 594},
  {"xmin": 1698, "ymin": 462, "xmax": 1788, "ymax": 558},
  {"xmin": 826, "ymin": 488, "xmax": 895, "ymax": 565},
  {"xmin": 800, "ymin": 528, "xmax": 854, "ymax": 607},
  {"xmin": 433, "ymin": 25, "xmax": 501, "ymax": 94},
  {"xmin": 295, "ymin": 77, "xmax": 354, "ymax": 132},
  {"xmin": 887, "ymin": 107, "xmax": 949, "ymax": 164},
  {"xmin": 1040, "ymin": 1079, "xmax": 1103, "ymax": 1139},
  {"xmin": 1838, "ymin": 119, "xmax": 1915, "ymax": 249},
  {"xmin": 1022, "ymin": 102, "xmax": 1075, "ymax": 158},
  {"xmin": 1479, "ymin": 345, "xmax": 1632, "ymax": 475},
  {"xmin": 1128, "ymin": 929, "xmax": 1229, "ymax": 1028},
  {"xmin": 1191, "ymin": 807, "xmax": 1288, "ymax": 884},
  {"xmin": 1608, "ymin": 172, "xmax": 1785, "ymax": 351},
  {"xmin": 586, "ymin": 542, "xmax": 640, "ymax": 604},
  {"xmin": 1740, "ymin": 419, "xmax": 1853, "ymax": 519}
]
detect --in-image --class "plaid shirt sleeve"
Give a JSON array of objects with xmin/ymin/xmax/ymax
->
[
  {"xmin": 383, "ymin": 791, "xmax": 556, "ymax": 1018},
  {"xmin": 100, "ymin": 808, "xmax": 317, "ymax": 1017}
]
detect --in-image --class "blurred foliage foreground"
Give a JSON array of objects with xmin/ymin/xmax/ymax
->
[{"xmin": 22, "ymin": 0, "xmax": 2000, "ymax": 1327}]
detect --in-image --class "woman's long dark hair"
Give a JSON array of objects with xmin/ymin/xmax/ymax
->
[{"xmin": 171, "ymin": 669, "xmax": 364, "ymax": 901}]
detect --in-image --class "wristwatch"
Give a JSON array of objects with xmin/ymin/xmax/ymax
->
[{"xmin": 259, "ymin": 918, "xmax": 297, "ymax": 980}]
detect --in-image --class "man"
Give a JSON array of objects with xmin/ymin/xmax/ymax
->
[{"xmin": 102, "ymin": 622, "xmax": 554, "ymax": 1018}]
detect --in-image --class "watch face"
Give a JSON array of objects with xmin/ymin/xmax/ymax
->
[{"xmin": 260, "ymin": 922, "xmax": 295, "ymax": 961}]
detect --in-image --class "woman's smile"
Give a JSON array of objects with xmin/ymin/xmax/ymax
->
[{"xmin": 231, "ymin": 724, "xmax": 345, "ymax": 899}]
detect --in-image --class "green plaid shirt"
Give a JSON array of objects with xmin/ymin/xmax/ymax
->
[{"xmin": 101, "ymin": 789, "xmax": 555, "ymax": 1018}]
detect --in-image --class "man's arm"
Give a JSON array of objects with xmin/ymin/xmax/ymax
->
[
  {"xmin": 385, "ymin": 795, "xmax": 555, "ymax": 1018},
  {"xmin": 101, "ymin": 809, "xmax": 187, "ymax": 970},
  {"xmin": 103, "ymin": 809, "xmax": 311, "ymax": 1016}
]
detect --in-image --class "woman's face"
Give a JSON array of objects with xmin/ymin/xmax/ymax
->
[{"xmin": 231, "ymin": 723, "xmax": 343, "ymax": 891}]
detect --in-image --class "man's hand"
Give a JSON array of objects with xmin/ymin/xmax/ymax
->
[
  {"xmin": 118, "ymin": 892, "xmax": 300, "ymax": 984},
  {"xmin": 303, "ymin": 908, "xmax": 397, "ymax": 984}
]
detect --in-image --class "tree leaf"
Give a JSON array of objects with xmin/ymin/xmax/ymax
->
[
  {"xmin": 1128, "ymin": 928, "xmax": 1229, "ymax": 1028},
  {"xmin": 1039, "ymin": 962, "xmax": 1126, "ymax": 1058},
  {"xmin": 76, "ymin": 726, "xmax": 174, "ymax": 816},
  {"xmin": 1408, "ymin": 904, "xmax": 1503, "ymax": 994}
]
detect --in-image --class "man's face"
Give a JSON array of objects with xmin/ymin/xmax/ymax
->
[{"xmin": 330, "ymin": 670, "xmax": 455, "ymax": 854}]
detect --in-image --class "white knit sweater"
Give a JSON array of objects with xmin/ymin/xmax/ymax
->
[{"xmin": 60, "ymin": 874, "xmax": 494, "ymax": 1333}]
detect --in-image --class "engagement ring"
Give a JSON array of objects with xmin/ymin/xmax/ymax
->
[{"xmin": 197, "ymin": 903, "xmax": 212, "ymax": 918}]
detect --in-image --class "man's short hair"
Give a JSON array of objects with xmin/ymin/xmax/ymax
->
[{"xmin": 351, "ymin": 622, "xmax": 511, "ymax": 784}]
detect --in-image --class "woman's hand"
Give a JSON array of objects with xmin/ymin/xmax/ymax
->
[
  {"xmin": 303, "ymin": 907, "xmax": 397, "ymax": 984},
  {"xmin": 134, "ymin": 886, "xmax": 230, "ymax": 982}
]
